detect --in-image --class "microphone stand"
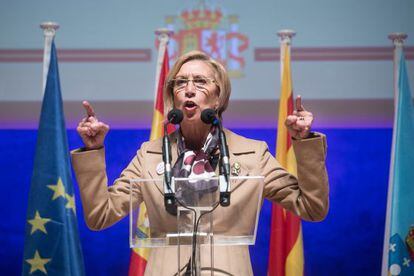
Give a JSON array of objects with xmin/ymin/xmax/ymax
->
[
  {"xmin": 201, "ymin": 109, "xmax": 231, "ymax": 207},
  {"xmin": 163, "ymin": 121, "xmax": 176, "ymax": 213},
  {"xmin": 214, "ymin": 118, "xmax": 231, "ymax": 207},
  {"xmin": 162, "ymin": 109, "xmax": 183, "ymax": 213}
]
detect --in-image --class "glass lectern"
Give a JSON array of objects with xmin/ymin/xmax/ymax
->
[{"xmin": 129, "ymin": 175, "xmax": 264, "ymax": 275}]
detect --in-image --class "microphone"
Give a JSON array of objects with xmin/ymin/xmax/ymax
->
[
  {"xmin": 201, "ymin": 109, "xmax": 231, "ymax": 207},
  {"xmin": 201, "ymin": 108, "xmax": 218, "ymax": 125},
  {"xmin": 168, "ymin": 108, "xmax": 183, "ymax": 124},
  {"xmin": 163, "ymin": 109, "xmax": 183, "ymax": 212}
]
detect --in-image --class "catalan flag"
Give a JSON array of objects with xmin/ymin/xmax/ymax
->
[
  {"xmin": 267, "ymin": 44, "xmax": 304, "ymax": 276},
  {"xmin": 381, "ymin": 52, "xmax": 414, "ymax": 276},
  {"xmin": 128, "ymin": 40, "xmax": 172, "ymax": 276},
  {"xmin": 22, "ymin": 41, "xmax": 85, "ymax": 275}
]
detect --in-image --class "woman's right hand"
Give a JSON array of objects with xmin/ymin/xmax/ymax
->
[{"xmin": 77, "ymin": 101, "xmax": 110, "ymax": 150}]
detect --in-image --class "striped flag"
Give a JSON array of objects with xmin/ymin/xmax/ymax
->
[
  {"xmin": 267, "ymin": 44, "xmax": 304, "ymax": 276},
  {"xmin": 381, "ymin": 52, "xmax": 414, "ymax": 276},
  {"xmin": 128, "ymin": 40, "xmax": 173, "ymax": 276}
]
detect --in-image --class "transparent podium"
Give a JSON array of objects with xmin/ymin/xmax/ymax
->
[{"xmin": 129, "ymin": 175, "xmax": 264, "ymax": 275}]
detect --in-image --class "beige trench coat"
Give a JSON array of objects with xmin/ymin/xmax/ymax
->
[{"xmin": 71, "ymin": 129, "xmax": 329, "ymax": 275}]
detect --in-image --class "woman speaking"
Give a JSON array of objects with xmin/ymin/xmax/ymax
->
[{"xmin": 71, "ymin": 51, "xmax": 329, "ymax": 275}]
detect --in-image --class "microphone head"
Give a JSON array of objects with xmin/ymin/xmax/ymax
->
[
  {"xmin": 201, "ymin": 109, "xmax": 217, "ymax": 124},
  {"xmin": 167, "ymin": 109, "xmax": 183, "ymax": 124}
]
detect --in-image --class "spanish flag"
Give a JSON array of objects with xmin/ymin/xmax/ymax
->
[
  {"xmin": 267, "ymin": 44, "xmax": 304, "ymax": 276},
  {"xmin": 128, "ymin": 45, "xmax": 172, "ymax": 276}
]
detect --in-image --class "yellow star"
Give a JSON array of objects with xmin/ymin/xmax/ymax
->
[
  {"xmin": 26, "ymin": 250, "xmax": 51, "ymax": 274},
  {"xmin": 47, "ymin": 177, "xmax": 66, "ymax": 200},
  {"xmin": 65, "ymin": 193, "xmax": 76, "ymax": 213},
  {"xmin": 28, "ymin": 211, "xmax": 51, "ymax": 234}
]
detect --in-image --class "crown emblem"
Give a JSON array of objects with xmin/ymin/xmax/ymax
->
[
  {"xmin": 161, "ymin": 2, "xmax": 249, "ymax": 78},
  {"xmin": 181, "ymin": 9, "xmax": 222, "ymax": 29}
]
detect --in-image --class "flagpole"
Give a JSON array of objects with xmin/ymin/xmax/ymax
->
[
  {"xmin": 388, "ymin": 33, "xmax": 407, "ymax": 104},
  {"xmin": 381, "ymin": 32, "xmax": 408, "ymax": 276},
  {"xmin": 154, "ymin": 28, "xmax": 173, "ymax": 106},
  {"xmin": 40, "ymin": 22, "xmax": 59, "ymax": 94},
  {"xmin": 268, "ymin": 28, "xmax": 304, "ymax": 276},
  {"xmin": 128, "ymin": 29, "xmax": 174, "ymax": 276},
  {"xmin": 277, "ymin": 29, "xmax": 296, "ymax": 80},
  {"xmin": 276, "ymin": 29, "xmax": 296, "ymax": 165}
]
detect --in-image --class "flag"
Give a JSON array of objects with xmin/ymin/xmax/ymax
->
[
  {"xmin": 150, "ymin": 47, "xmax": 174, "ymax": 140},
  {"xmin": 22, "ymin": 41, "xmax": 85, "ymax": 275},
  {"xmin": 382, "ymin": 53, "xmax": 414, "ymax": 275},
  {"xmin": 267, "ymin": 44, "xmax": 304, "ymax": 276},
  {"xmin": 128, "ymin": 44, "xmax": 173, "ymax": 276}
]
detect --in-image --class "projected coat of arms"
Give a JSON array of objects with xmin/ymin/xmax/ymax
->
[{"xmin": 162, "ymin": 2, "xmax": 249, "ymax": 78}]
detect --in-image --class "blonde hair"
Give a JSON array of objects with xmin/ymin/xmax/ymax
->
[{"xmin": 164, "ymin": 51, "xmax": 231, "ymax": 118}]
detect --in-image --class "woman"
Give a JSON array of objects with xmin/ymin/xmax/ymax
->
[{"xmin": 72, "ymin": 51, "xmax": 329, "ymax": 275}]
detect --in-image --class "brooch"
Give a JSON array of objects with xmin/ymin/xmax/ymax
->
[
  {"xmin": 231, "ymin": 162, "xmax": 241, "ymax": 176},
  {"xmin": 156, "ymin": 162, "xmax": 164, "ymax": 175}
]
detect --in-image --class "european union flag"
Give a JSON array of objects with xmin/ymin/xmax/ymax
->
[
  {"xmin": 382, "ymin": 53, "xmax": 414, "ymax": 275},
  {"xmin": 22, "ymin": 41, "xmax": 85, "ymax": 275},
  {"xmin": 388, "ymin": 234, "xmax": 414, "ymax": 275}
]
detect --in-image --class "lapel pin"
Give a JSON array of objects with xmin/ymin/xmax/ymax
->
[
  {"xmin": 156, "ymin": 162, "xmax": 165, "ymax": 175},
  {"xmin": 231, "ymin": 162, "xmax": 241, "ymax": 176}
]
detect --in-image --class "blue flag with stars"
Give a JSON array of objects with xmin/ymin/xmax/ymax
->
[
  {"xmin": 22, "ymin": 41, "xmax": 85, "ymax": 275},
  {"xmin": 382, "ymin": 53, "xmax": 414, "ymax": 275}
]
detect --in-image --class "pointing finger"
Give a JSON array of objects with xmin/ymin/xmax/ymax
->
[
  {"xmin": 295, "ymin": 95, "xmax": 304, "ymax": 112},
  {"xmin": 82, "ymin": 101, "xmax": 96, "ymax": 118}
]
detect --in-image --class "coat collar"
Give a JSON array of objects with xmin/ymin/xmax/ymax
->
[
  {"xmin": 145, "ymin": 128, "xmax": 257, "ymax": 154},
  {"xmin": 144, "ymin": 128, "xmax": 256, "ymax": 194}
]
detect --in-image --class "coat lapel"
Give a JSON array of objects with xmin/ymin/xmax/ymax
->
[
  {"xmin": 145, "ymin": 131, "xmax": 179, "ymax": 194},
  {"xmin": 225, "ymin": 129, "xmax": 258, "ymax": 192}
]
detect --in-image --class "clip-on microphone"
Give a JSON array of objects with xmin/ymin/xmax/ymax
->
[
  {"xmin": 163, "ymin": 109, "xmax": 183, "ymax": 212},
  {"xmin": 201, "ymin": 109, "xmax": 231, "ymax": 207}
]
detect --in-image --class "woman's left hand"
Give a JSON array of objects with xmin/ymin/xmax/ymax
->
[{"xmin": 285, "ymin": 95, "xmax": 314, "ymax": 139}]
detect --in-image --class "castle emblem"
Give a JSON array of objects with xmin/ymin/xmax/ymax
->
[{"xmin": 162, "ymin": 3, "xmax": 249, "ymax": 78}]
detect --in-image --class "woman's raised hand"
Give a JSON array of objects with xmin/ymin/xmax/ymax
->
[
  {"xmin": 285, "ymin": 95, "xmax": 314, "ymax": 139},
  {"xmin": 77, "ymin": 101, "xmax": 110, "ymax": 150}
]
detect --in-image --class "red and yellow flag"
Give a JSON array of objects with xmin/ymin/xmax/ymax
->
[
  {"xmin": 149, "ymin": 47, "xmax": 174, "ymax": 141},
  {"xmin": 267, "ymin": 44, "xmax": 304, "ymax": 276},
  {"xmin": 128, "ymin": 46, "xmax": 173, "ymax": 276}
]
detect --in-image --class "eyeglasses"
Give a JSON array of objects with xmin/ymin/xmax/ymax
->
[{"xmin": 170, "ymin": 77, "xmax": 216, "ymax": 91}]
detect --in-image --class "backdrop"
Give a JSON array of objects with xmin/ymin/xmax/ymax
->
[
  {"xmin": 1, "ymin": 0, "xmax": 413, "ymax": 130},
  {"xmin": 0, "ymin": 127, "xmax": 391, "ymax": 275}
]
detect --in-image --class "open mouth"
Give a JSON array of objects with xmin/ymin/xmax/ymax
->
[{"xmin": 184, "ymin": 101, "xmax": 197, "ymax": 110}]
